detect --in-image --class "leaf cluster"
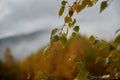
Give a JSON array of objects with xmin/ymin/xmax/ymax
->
[{"xmin": 49, "ymin": 0, "xmax": 117, "ymax": 79}]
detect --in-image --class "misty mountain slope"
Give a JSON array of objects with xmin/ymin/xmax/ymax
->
[{"xmin": 0, "ymin": 29, "xmax": 50, "ymax": 60}]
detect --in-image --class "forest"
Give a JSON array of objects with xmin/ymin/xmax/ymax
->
[
  {"xmin": 0, "ymin": 34, "xmax": 120, "ymax": 80},
  {"xmin": 0, "ymin": 0, "xmax": 120, "ymax": 80}
]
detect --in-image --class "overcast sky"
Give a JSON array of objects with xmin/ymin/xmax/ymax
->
[{"xmin": 0, "ymin": 0, "xmax": 120, "ymax": 40}]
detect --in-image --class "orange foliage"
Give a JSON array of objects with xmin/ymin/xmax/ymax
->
[{"xmin": 19, "ymin": 35, "xmax": 111, "ymax": 80}]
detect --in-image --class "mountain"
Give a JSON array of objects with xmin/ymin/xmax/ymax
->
[{"xmin": 0, "ymin": 29, "xmax": 50, "ymax": 60}]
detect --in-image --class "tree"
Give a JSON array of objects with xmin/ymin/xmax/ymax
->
[
  {"xmin": 50, "ymin": 0, "xmax": 112, "ymax": 46},
  {"xmin": 48, "ymin": 0, "xmax": 120, "ymax": 79},
  {"xmin": 3, "ymin": 47, "xmax": 20, "ymax": 80},
  {"xmin": 4, "ymin": 47, "xmax": 15, "ymax": 67}
]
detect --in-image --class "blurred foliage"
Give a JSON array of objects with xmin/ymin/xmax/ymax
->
[
  {"xmin": 0, "ymin": 48, "xmax": 20, "ymax": 80},
  {"xmin": 0, "ymin": 0, "xmax": 119, "ymax": 80},
  {"xmin": 50, "ymin": 0, "xmax": 119, "ymax": 79},
  {"xmin": 51, "ymin": 0, "xmax": 111, "ymax": 46},
  {"xmin": 0, "ymin": 34, "xmax": 120, "ymax": 80}
]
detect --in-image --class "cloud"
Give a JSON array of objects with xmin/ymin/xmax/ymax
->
[
  {"xmin": 0, "ymin": 0, "xmax": 120, "ymax": 60},
  {"xmin": 0, "ymin": 0, "xmax": 120, "ymax": 40},
  {"xmin": 0, "ymin": 0, "xmax": 61, "ymax": 39}
]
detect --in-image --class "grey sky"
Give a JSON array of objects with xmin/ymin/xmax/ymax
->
[
  {"xmin": 0, "ymin": 0, "xmax": 120, "ymax": 40},
  {"xmin": 0, "ymin": 0, "xmax": 60, "ymax": 39},
  {"xmin": 77, "ymin": 0, "xmax": 120, "ymax": 40},
  {"xmin": 0, "ymin": 0, "xmax": 120, "ymax": 60}
]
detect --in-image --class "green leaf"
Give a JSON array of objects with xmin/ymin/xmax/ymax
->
[
  {"xmin": 73, "ymin": 26, "xmax": 79, "ymax": 32},
  {"xmin": 109, "ymin": 50, "xmax": 119, "ymax": 57},
  {"xmin": 77, "ymin": 61, "xmax": 85, "ymax": 70},
  {"xmin": 81, "ymin": 0, "xmax": 87, "ymax": 8},
  {"xmin": 51, "ymin": 35, "xmax": 59, "ymax": 43},
  {"xmin": 93, "ymin": 0, "xmax": 98, "ymax": 4},
  {"xmin": 72, "ymin": 19, "xmax": 76, "ymax": 26},
  {"xmin": 77, "ymin": 72, "xmax": 88, "ymax": 80},
  {"xmin": 94, "ymin": 40, "xmax": 99, "ymax": 45},
  {"xmin": 89, "ymin": 35, "xmax": 95, "ymax": 43},
  {"xmin": 72, "ymin": 32, "xmax": 76, "ymax": 37},
  {"xmin": 64, "ymin": 16, "xmax": 72, "ymax": 23},
  {"xmin": 87, "ymin": 0, "xmax": 94, "ymax": 7},
  {"xmin": 109, "ymin": 45, "xmax": 115, "ymax": 51},
  {"xmin": 61, "ymin": 0, "xmax": 67, "ymax": 6},
  {"xmin": 51, "ymin": 28, "xmax": 58, "ymax": 35},
  {"xmin": 99, "ymin": 43, "xmax": 108, "ymax": 50},
  {"xmin": 59, "ymin": 6, "xmax": 65, "ymax": 16},
  {"xmin": 68, "ymin": 23, "xmax": 72, "ymax": 28},
  {"xmin": 76, "ymin": 61, "xmax": 88, "ymax": 80},
  {"xmin": 60, "ymin": 35, "xmax": 67, "ymax": 45},
  {"xmin": 100, "ymin": 1, "xmax": 107, "ymax": 13},
  {"xmin": 36, "ymin": 71, "xmax": 49, "ymax": 80},
  {"xmin": 95, "ymin": 57, "xmax": 101, "ymax": 64},
  {"xmin": 50, "ymin": 29, "xmax": 59, "ymax": 45},
  {"xmin": 114, "ymin": 35, "xmax": 120, "ymax": 45}
]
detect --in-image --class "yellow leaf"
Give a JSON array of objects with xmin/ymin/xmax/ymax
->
[
  {"xmin": 68, "ymin": 7, "xmax": 74, "ymax": 16},
  {"xmin": 64, "ymin": 16, "xmax": 72, "ymax": 23},
  {"xmin": 74, "ymin": 2, "xmax": 82, "ymax": 13},
  {"xmin": 68, "ymin": 7, "xmax": 74, "ymax": 12}
]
